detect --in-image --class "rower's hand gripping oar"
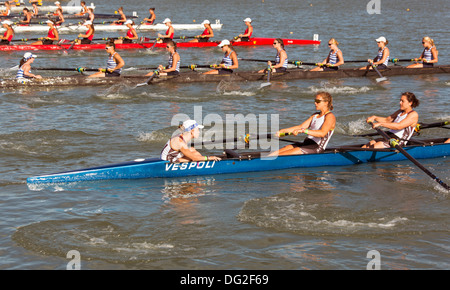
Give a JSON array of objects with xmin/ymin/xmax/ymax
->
[
  {"xmin": 369, "ymin": 121, "xmax": 449, "ymax": 190},
  {"xmin": 369, "ymin": 63, "xmax": 387, "ymax": 82}
]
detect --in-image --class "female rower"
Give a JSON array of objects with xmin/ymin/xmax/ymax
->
[
  {"xmin": 114, "ymin": 20, "xmax": 138, "ymax": 44},
  {"xmin": 16, "ymin": 52, "xmax": 42, "ymax": 79},
  {"xmin": 75, "ymin": 1, "xmax": 88, "ymax": 16},
  {"xmin": 145, "ymin": 40, "xmax": 180, "ymax": 77},
  {"xmin": 75, "ymin": 20, "xmax": 94, "ymax": 44},
  {"xmin": 88, "ymin": 41, "xmax": 124, "ymax": 78},
  {"xmin": 359, "ymin": 36, "xmax": 390, "ymax": 70},
  {"xmin": 1, "ymin": 1, "xmax": 11, "ymax": 16},
  {"xmin": 362, "ymin": 92, "xmax": 420, "ymax": 149},
  {"xmin": 112, "ymin": 7, "xmax": 126, "ymax": 25},
  {"xmin": 157, "ymin": 18, "xmax": 174, "ymax": 43},
  {"xmin": 204, "ymin": 40, "xmax": 238, "ymax": 75},
  {"xmin": 268, "ymin": 92, "xmax": 336, "ymax": 156},
  {"xmin": 31, "ymin": 2, "xmax": 39, "ymax": 16},
  {"xmin": 20, "ymin": 8, "xmax": 33, "ymax": 25},
  {"xmin": 143, "ymin": 7, "xmax": 156, "ymax": 25},
  {"xmin": 31, "ymin": 20, "xmax": 59, "ymax": 45},
  {"xmin": 54, "ymin": 1, "xmax": 63, "ymax": 13},
  {"xmin": 86, "ymin": 8, "xmax": 95, "ymax": 22},
  {"xmin": 53, "ymin": 8, "xmax": 65, "ymax": 26},
  {"xmin": 190, "ymin": 20, "xmax": 213, "ymax": 42},
  {"xmin": 0, "ymin": 20, "xmax": 14, "ymax": 45},
  {"xmin": 407, "ymin": 37, "xmax": 438, "ymax": 68},
  {"xmin": 258, "ymin": 38, "xmax": 288, "ymax": 73},
  {"xmin": 311, "ymin": 38, "xmax": 344, "ymax": 71},
  {"xmin": 234, "ymin": 18, "xmax": 253, "ymax": 42},
  {"xmin": 161, "ymin": 119, "xmax": 221, "ymax": 163}
]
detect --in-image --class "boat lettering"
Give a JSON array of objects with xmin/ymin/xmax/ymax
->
[{"xmin": 165, "ymin": 161, "xmax": 216, "ymax": 171}]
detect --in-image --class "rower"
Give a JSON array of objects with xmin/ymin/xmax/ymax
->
[
  {"xmin": 31, "ymin": 1, "xmax": 38, "ymax": 17},
  {"xmin": 16, "ymin": 52, "xmax": 42, "ymax": 79},
  {"xmin": 0, "ymin": 20, "xmax": 14, "ymax": 45},
  {"xmin": 112, "ymin": 7, "xmax": 126, "ymax": 25},
  {"xmin": 85, "ymin": 7, "xmax": 95, "ymax": 22},
  {"xmin": 160, "ymin": 119, "xmax": 221, "ymax": 163},
  {"xmin": 190, "ymin": 20, "xmax": 213, "ymax": 42},
  {"xmin": 31, "ymin": 20, "xmax": 59, "ymax": 45},
  {"xmin": 75, "ymin": 20, "xmax": 95, "ymax": 44},
  {"xmin": 157, "ymin": 18, "xmax": 174, "ymax": 43},
  {"xmin": 359, "ymin": 36, "xmax": 390, "ymax": 70},
  {"xmin": 1, "ymin": 1, "xmax": 11, "ymax": 16},
  {"xmin": 362, "ymin": 92, "xmax": 420, "ymax": 149},
  {"xmin": 258, "ymin": 38, "xmax": 287, "ymax": 73},
  {"xmin": 88, "ymin": 41, "xmax": 124, "ymax": 78},
  {"xmin": 310, "ymin": 38, "xmax": 344, "ymax": 71},
  {"xmin": 54, "ymin": 1, "xmax": 63, "ymax": 13},
  {"xmin": 204, "ymin": 40, "xmax": 238, "ymax": 75},
  {"xmin": 20, "ymin": 8, "xmax": 33, "ymax": 25},
  {"xmin": 268, "ymin": 92, "xmax": 336, "ymax": 156},
  {"xmin": 53, "ymin": 8, "xmax": 65, "ymax": 26},
  {"xmin": 114, "ymin": 20, "xmax": 138, "ymax": 44},
  {"xmin": 234, "ymin": 18, "xmax": 253, "ymax": 42},
  {"xmin": 407, "ymin": 37, "xmax": 438, "ymax": 68},
  {"xmin": 75, "ymin": 1, "xmax": 88, "ymax": 16},
  {"xmin": 143, "ymin": 7, "xmax": 156, "ymax": 25},
  {"xmin": 145, "ymin": 40, "xmax": 180, "ymax": 77}
]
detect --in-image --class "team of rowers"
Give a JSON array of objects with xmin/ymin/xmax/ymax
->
[{"xmin": 161, "ymin": 91, "xmax": 450, "ymax": 163}]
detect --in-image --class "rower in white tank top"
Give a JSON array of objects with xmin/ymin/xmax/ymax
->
[{"xmin": 306, "ymin": 112, "xmax": 335, "ymax": 152}]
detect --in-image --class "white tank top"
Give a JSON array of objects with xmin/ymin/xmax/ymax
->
[
  {"xmin": 307, "ymin": 112, "xmax": 334, "ymax": 151},
  {"xmin": 389, "ymin": 111, "xmax": 415, "ymax": 144}
]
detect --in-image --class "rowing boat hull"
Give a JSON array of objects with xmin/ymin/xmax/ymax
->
[
  {"xmin": 0, "ymin": 37, "xmax": 318, "ymax": 51},
  {"xmin": 0, "ymin": 22, "xmax": 224, "ymax": 34},
  {"xmin": 9, "ymin": 4, "xmax": 95, "ymax": 14},
  {"xmin": 26, "ymin": 140, "xmax": 450, "ymax": 185},
  {"xmin": 2, "ymin": 65, "xmax": 449, "ymax": 89}
]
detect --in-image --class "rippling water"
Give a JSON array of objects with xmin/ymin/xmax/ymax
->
[{"xmin": 1, "ymin": 0, "xmax": 449, "ymax": 270}]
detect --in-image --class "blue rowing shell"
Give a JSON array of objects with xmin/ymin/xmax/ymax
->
[{"xmin": 26, "ymin": 141, "xmax": 450, "ymax": 185}]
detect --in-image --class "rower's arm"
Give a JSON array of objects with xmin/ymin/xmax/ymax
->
[
  {"xmin": 272, "ymin": 50, "xmax": 287, "ymax": 69},
  {"xmin": 113, "ymin": 53, "xmax": 125, "ymax": 70},
  {"xmin": 306, "ymin": 113, "xmax": 336, "ymax": 138},
  {"xmin": 373, "ymin": 47, "xmax": 389, "ymax": 65},
  {"xmin": 163, "ymin": 53, "xmax": 180, "ymax": 73}
]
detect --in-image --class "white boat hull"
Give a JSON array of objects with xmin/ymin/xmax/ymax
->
[{"xmin": 2, "ymin": 21, "xmax": 223, "ymax": 34}]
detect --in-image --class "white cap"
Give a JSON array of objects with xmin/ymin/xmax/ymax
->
[
  {"xmin": 124, "ymin": 19, "xmax": 133, "ymax": 25},
  {"xmin": 243, "ymin": 17, "xmax": 252, "ymax": 22},
  {"xmin": 46, "ymin": 20, "xmax": 54, "ymax": 24},
  {"xmin": 83, "ymin": 20, "xmax": 92, "ymax": 26},
  {"xmin": 218, "ymin": 39, "xmax": 230, "ymax": 47},
  {"xmin": 163, "ymin": 18, "xmax": 171, "ymax": 24},
  {"xmin": 23, "ymin": 52, "xmax": 37, "ymax": 60},
  {"xmin": 201, "ymin": 19, "xmax": 210, "ymax": 25},
  {"xmin": 54, "ymin": 1, "xmax": 60, "ymax": 4},
  {"xmin": 2, "ymin": 20, "xmax": 13, "ymax": 25},
  {"xmin": 182, "ymin": 120, "xmax": 204, "ymax": 132},
  {"xmin": 375, "ymin": 36, "xmax": 387, "ymax": 43}
]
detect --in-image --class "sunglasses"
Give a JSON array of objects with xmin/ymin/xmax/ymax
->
[
  {"xmin": 273, "ymin": 42, "xmax": 278, "ymax": 45},
  {"xmin": 314, "ymin": 99, "xmax": 326, "ymax": 103},
  {"xmin": 105, "ymin": 46, "xmax": 112, "ymax": 50},
  {"xmin": 166, "ymin": 46, "xmax": 172, "ymax": 48},
  {"xmin": 328, "ymin": 43, "xmax": 332, "ymax": 46}
]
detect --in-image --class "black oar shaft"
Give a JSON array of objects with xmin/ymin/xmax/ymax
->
[{"xmin": 373, "ymin": 125, "xmax": 449, "ymax": 190}]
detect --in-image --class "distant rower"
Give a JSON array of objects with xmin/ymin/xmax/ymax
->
[
  {"xmin": 16, "ymin": 52, "xmax": 42, "ymax": 79},
  {"xmin": 143, "ymin": 8, "xmax": 156, "ymax": 25},
  {"xmin": 234, "ymin": 18, "xmax": 253, "ymax": 42},
  {"xmin": 204, "ymin": 40, "xmax": 238, "ymax": 74},
  {"xmin": 0, "ymin": 20, "xmax": 14, "ymax": 45},
  {"xmin": 311, "ymin": 38, "xmax": 344, "ymax": 71},
  {"xmin": 258, "ymin": 38, "xmax": 288, "ymax": 73},
  {"xmin": 146, "ymin": 40, "xmax": 180, "ymax": 77},
  {"xmin": 190, "ymin": 20, "xmax": 213, "ymax": 43},
  {"xmin": 360, "ymin": 36, "xmax": 390, "ymax": 70},
  {"xmin": 158, "ymin": 18, "xmax": 174, "ymax": 43},
  {"xmin": 89, "ymin": 41, "xmax": 124, "ymax": 78},
  {"xmin": 114, "ymin": 20, "xmax": 138, "ymax": 44},
  {"xmin": 31, "ymin": 20, "xmax": 59, "ymax": 45},
  {"xmin": 407, "ymin": 37, "xmax": 438, "ymax": 68}
]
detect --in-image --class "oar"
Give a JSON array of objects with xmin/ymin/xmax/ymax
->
[
  {"xmin": 63, "ymin": 38, "xmax": 79, "ymax": 54},
  {"xmin": 33, "ymin": 67, "xmax": 100, "ymax": 72},
  {"xmin": 370, "ymin": 122, "xmax": 449, "ymax": 190},
  {"xmin": 238, "ymin": 58, "xmax": 276, "ymax": 63},
  {"xmin": 371, "ymin": 64, "xmax": 387, "ymax": 82},
  {"xmin": 415, "ymin": 121, "xmax": 450, "ymax": 131},
  {"xmin": 136, "ymin": 68, "xmax": 161, "ymax": 87},
  {"xmin": 260, "ymin": 65, "xmax": 272, "ymax": 88}
]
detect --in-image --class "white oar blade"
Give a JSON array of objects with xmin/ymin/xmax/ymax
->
[
  {"xmin": 259, "ymin": 82, "xmax": 271, "ymax": 89},
  {"xmin": 376, "ymin": 77, "xmax": 388, "ymax": 82}
]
